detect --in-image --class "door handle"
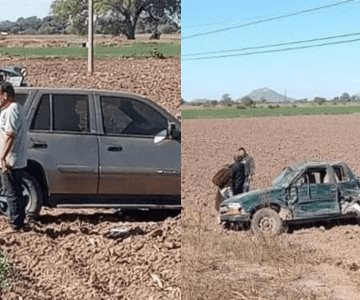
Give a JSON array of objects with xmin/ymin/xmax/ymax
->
[
  {"xmin": 30, "ymin": 142, "xmax": 47, "ymax": 149},
  {"xmin": 107, "ymin": 146, "xmax": 123, "ymax": 152}
]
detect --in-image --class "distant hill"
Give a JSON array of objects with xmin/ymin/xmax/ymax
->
[{"xmin": 246, "ymin": 88, "xmax": 297, "ymax": 103}]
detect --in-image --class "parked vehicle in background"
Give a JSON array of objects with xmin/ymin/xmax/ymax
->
[
  {"xmin": 0, "ymin": 66, "xmax": 28, "ymax": 87},
  {"xmin": 220, "ymin": 161, "xmax": 360, "ymax": 235},
  {"xmin": 0, "ymin": 87, "xmax": 181, "ymax": 217}
]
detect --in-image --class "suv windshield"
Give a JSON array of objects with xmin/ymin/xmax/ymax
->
[{"xmin": 272, "ymin": 167, "xmax": 294, "ymax": 187}]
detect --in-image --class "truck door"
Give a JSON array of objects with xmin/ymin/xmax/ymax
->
[{"xmin": 291, "ymin": 166, "xmax": 340, "ymax": 218}]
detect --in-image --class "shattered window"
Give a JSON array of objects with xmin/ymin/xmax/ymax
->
[
  {"xmin": 272, "ymin": 167, "xmax": 293, "ymax": 186},
  {"xmin": 303, "ymin": 167, "xmax": 332, "ymax": 184},
  {"xmin": 100, "ymin": 96, "xmax": 168, "ymax": 136}
]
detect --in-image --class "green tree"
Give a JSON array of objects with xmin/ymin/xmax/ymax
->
[
  {"xmin": 313, "ymin": 97, "xmax": 327, "ymax": 104},
  {"xmin": 51, "ymin": 0, "xmax": 89, "ymax": 35},
  {"xmin": 241, "ymin": 96, "xmax": 254, "ymax": 107},
  {"xmin": 51, "ymin": 0, "xmax": 180, "ymax": 39},
  {"xmin": 219, "ymin": 93, "xmax": 233, "ymax": 106},
  {"xmin": 351, "ymin": 95, "xmax": 360, "ymax": 101},
  {"xmin": 340, "ymin": 92, "xmax": 351, "ymax": 102}
]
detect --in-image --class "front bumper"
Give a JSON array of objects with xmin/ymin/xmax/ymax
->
[{"xmin": 220, "ymin": 213, "xmax": 250, "ymax": 223}]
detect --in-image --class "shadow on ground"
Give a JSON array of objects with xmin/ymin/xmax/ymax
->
[
  {"xmin": 223, "ymin": 217, "xmax": 360, "ymax": 234},
  {"xmin": 36, "ymin": 209, "xmax": 181, "ymax": 225}
]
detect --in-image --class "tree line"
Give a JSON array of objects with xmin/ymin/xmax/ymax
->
[
  {"xmin": 183, "ymin": 92, "xmax": 360, "ymax": 106},
  {"xmin": 0, "ymin": 0, "xmax": 180, "ymax": 39}
]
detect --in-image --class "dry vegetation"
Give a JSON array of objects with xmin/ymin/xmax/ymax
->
[
  {"xmin": 0, "ymin": 34, "xmax": 180, "ymax": 48},
  {"xmin": 182, "ymin": 116, "xmax": 360, "ymax": 300}
]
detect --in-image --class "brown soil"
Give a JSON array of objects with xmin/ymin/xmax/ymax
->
[
  {"xmin": 182, "ymin": 116, "xmax": 360, "ymax": 300},
  {"xmin": 0, "ymin": 56, "xmax": 180, "ymax": 299},
  {"xmin": 0, "ymin": 57, "xmax": 180, "ymax": 116}
]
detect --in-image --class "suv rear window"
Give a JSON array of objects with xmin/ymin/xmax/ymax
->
[{"xmin": 31, "ymin": 93, "xmax": 90, "ymax": 133}]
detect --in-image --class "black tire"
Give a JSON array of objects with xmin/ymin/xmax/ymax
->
[
  {"xmin": 21, "ymin": 171, "xmax": 43, "ymax": 217},
  {"xmin": 251, "ymin": 208, "xmax": 284, "ymax": 235}
]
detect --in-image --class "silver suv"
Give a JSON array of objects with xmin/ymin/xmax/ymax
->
[{"xmin": 12, "ymin": 88, "xmax": 181, "ymax": 216}]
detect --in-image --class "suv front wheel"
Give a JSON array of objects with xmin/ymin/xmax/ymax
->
[{"xmin": 251, "ymin": 208, "xmax": 284, "ymax": 235}]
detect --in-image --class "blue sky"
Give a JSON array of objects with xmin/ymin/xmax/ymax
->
[
  {"xmin": 182, "ymin": 0, "xmax": 360, "ymax": 101},
  {"xmin": 0, "ymin": 0, "xmax": 53, "ymax": 21}
]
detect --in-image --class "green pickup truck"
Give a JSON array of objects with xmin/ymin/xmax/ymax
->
[{"xmin": 220, "ymin": 161, "xmax": 360, "ymax": 235}]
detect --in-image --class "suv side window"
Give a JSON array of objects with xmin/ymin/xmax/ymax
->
[
  {"xmin": 100, "ymin": 96, "xmax": 168, "ymax": 136},
  {"xmin": 31, "ymin": 94, "xmax": 89, "ymax": 133},
  {"xmin": 31, "ymin": 94, "xmax": 50, "ymax": 130},
  {"xmin": 53, "ymin": 94, "xmax": 89, "ymax": 132}
]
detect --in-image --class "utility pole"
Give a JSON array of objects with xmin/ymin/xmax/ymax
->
[{"xmin": 88, "ymin": 0, "xmax": 94, "ymax": 73}]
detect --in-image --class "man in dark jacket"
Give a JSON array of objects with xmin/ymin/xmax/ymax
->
[
  {"xmin": 238, "ymin": 147, "xmax": 255, "ymax": 192},
  {"xmin": 230, "ymin": 155, "xmax": 246, "ymax": 195}
]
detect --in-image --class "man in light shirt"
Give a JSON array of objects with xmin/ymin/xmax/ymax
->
[{"xmin": 0, "ymin": 82, "xmax": 27, "ymax": 231}]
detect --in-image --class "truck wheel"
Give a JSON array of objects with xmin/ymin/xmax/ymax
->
[
  {"xmin": 251, "ymin": 208, "xmax": 284, "ymax": 235},
  {"xmin": 22, "ymin": 171, "xmax": 43, "ymax": 217}
]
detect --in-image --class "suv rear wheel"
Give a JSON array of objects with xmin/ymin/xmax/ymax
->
[{"xmin": 22, "ymin": 171, "xmax": 43, "ymax": 217}]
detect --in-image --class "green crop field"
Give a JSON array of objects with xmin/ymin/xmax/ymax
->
[
  {"xmin": 182, "ymin": 104, "xmax": 360, "ymax": 119},
  {"xmin": 0, "ymin": 42, "xmax": 180, "ymax": 58}
]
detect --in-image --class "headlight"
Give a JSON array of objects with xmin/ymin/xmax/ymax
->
[
  {"xmin": 228, "ymin": 203, "xmax": 242, "ymax": 210},
  {"xmin": 219, "ymin": 206, "xmax": 228, "ymax": 213}
]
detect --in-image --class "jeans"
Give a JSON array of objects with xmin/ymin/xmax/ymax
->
[{"xmin": 1, "ymin": 168, "xmax": 26, "ymax": 230}]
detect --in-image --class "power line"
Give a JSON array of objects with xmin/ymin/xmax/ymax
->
[
  {"xmin": 182, "ymin": 20, "xmax": 233, "ymax": 29},
  {"xmin": 183, "ymin": 31, "xmax": 360, "ymax": 57},
  {"xmin": 182, "ymin": 0, "xmax": 358, "ymax": 40},
  {"xmin": 183, "ymin": 38, "xmax": 360, "ymax": 61},
  {"xmin": 182, "ymin": 12, "xmax": 276, "ymax": 29}
]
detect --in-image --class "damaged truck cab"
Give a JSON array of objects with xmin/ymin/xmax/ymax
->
[{"xmin": 220, "ymin": 161, "xmax": 360, "ymax": 234}]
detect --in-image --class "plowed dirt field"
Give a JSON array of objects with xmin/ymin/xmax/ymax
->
[{"xmin": 182, "ymin": 116, "xmax": 360, "ymax": 300}]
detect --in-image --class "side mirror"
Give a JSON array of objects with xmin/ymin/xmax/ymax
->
[
  {"xmin": 154, "ymin": 129, "xmax": 167, "ymax": 144},
  {"xmin": 154, "ymin": 122, "xmax": 181, "ymax": 144}
]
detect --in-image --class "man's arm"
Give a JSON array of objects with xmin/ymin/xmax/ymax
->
[
  {"xmin": 1, "ymin": 132, "xmax": 15, "ymax": 173},
  {"xmin": 249, "ymin": 157, "xmax": 256, "ymax": 178},
  {"xmin": 251, "ymin": 157, "xmax": 255, "ymax": 173}
]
